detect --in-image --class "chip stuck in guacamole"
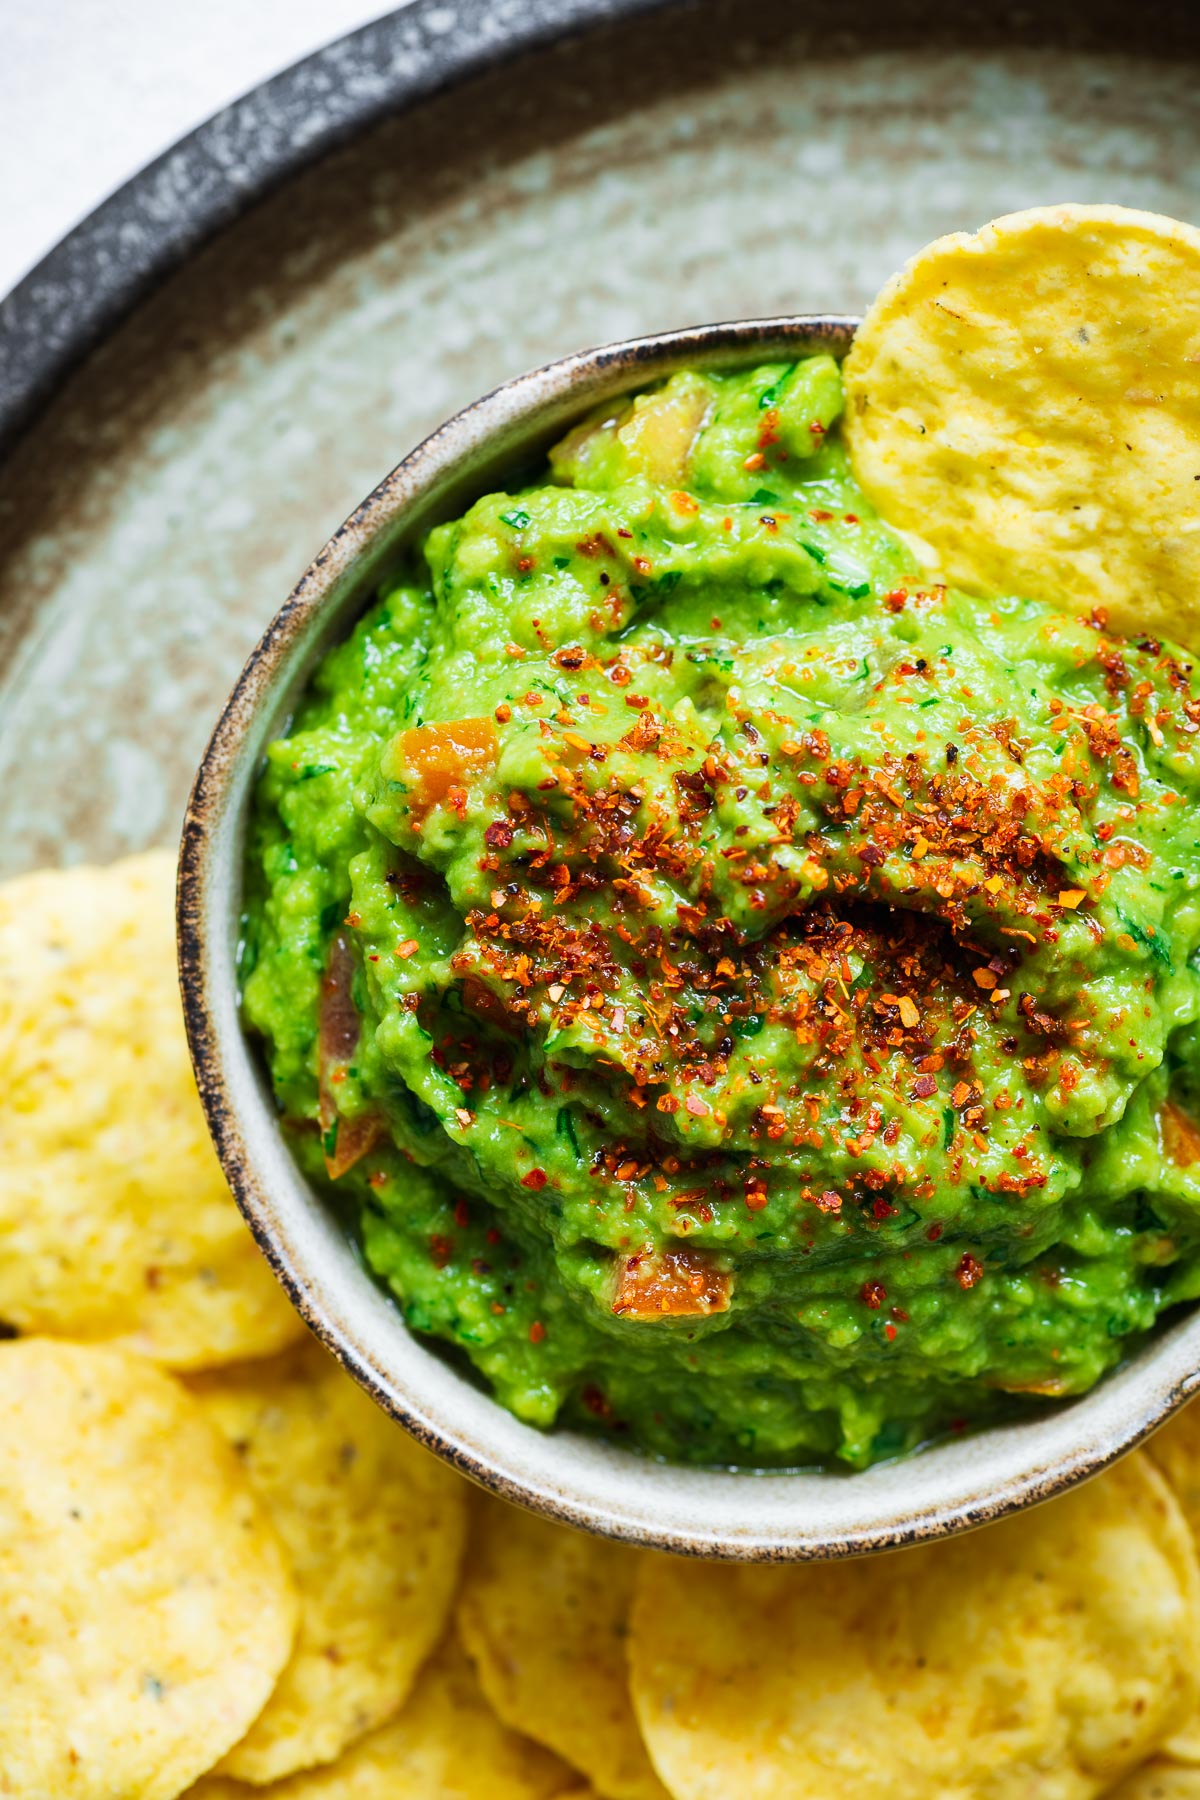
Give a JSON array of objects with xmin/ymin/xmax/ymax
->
[{"xmin": 242, "ymin": 329, "xmax": 1200, "ymax": 1470}]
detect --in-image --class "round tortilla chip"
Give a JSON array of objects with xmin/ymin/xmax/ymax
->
[
  {"xmin": 0, "ymin": 851, "xmax": 303, "ymax": 1367},
  {"xmin": 188, "ymin": 1338, "xmax": 468, "ymax": 1784},
  {"xmin": 1107, "ymin": 1767, "xmax": 1200, "ymax": 1799},
  {"xmin": 457, "ymin": 1495, "xmax": 668, "ymax": 1800},
  {"xmin": 0, "ymin": 1338, "xmax": 298, "ymax": 1800},
  {"xmin": 629, "ymin": 1452, "xmax": 1199, "ymax": 1800},
  {"xmin": 1146, "ymin": 1399, "xmax": 1200, "ymax": 1763},
  {"xmin": 183, "ymin": 1634, "xmax": 576, "ymax": 1799},
  {"xmin": 843, "ymin": 204, "xmax": 1200, "ymax": 645}
]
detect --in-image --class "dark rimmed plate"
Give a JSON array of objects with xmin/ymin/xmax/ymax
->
[{"xmin": 3, "ymin": 0, "xmax": 1200, "ymax": 877}]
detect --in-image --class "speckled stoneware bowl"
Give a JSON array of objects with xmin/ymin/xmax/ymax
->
[{"xmin": 179, "ymin": 315, "xmax": 1200, "ymax": 1559}]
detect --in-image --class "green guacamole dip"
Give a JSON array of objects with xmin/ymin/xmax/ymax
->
[{"xmin": 242, "ymin": 355, "xmax": 1200, "ymax": 1469}]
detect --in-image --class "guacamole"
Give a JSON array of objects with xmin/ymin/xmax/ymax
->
[{"xmin": 242, "ymin": 356, "xmax": 1200, "ymax": 1469}]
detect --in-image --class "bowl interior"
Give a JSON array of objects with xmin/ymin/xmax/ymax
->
[{"xmin": 179, "ymin": 316, "xmax": 1200, "ymax": 1559}]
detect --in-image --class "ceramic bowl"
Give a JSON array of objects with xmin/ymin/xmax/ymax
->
[{"xmin": 178, "ymin": 315, "xmax": 1200, "ymax": 1559}]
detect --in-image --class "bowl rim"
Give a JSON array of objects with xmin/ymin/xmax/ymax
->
[{"xmin": 178, "ymin": 313, "xmax": 1200, "ymax": 1560}]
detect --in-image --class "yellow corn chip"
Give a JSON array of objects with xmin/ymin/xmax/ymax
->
[
  {"xmin": 1145, "ymin": 1398, "xmax": 1200, "ymax": 1764},
  {"xmin": 630, "ymin": 1452, "xmax": 1198, "ymax": 1800},
  {"xmin": 0, "ymin": 851, "xmax": 303, "ymax": 1366},
  {"xmin": 457, "ymin": 1494, "xmax": 667, "ymax": 1800},
  {"xmin": 844, "ymin": 204, "xmax": 1200, "ymax": 645},
  {"xmin": 0, "ymin": 1338, "xmax": 297, "ymax": 1800},
  {"xmin": 184, "ymin": 1633, "xmax": 575, "ymax": 1799},
  {"xmin": 189, "ymin": 1338, "xmax": 467, "ymax": 1784},
  {"xmin": 1106, "ymin": 1765, "xmax": 1200, "ymax": 1799}
]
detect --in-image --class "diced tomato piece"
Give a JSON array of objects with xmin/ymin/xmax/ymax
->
[
  {"xmin": 1161, "ymin": 1099, "xmax": 1200, "ymax": 1168},
  {"xmin": 319, "ymin": 932, "xmax": 362, "ymax": 1069},
  {"xmin": 611, "ymin": 1245, "xmax": 731, "ymax": 1318},
  {"xmin": 318, "ymin": 932, "xmax": 384, "ymax": 1179},
  {"xmin": 987, "ymin": 1375, "xmax": 1068, "ymax": 1397},
  {"xmin": 461, "ymin": 974, "xmax": 521, "ymax": 1035},
  {"xmin": 323, "ymin": 1110, "xmax": 386, "ymax": 1181},
  {"xmin": 388, "ymin": 717, "xmax": 498, "ymax": 821}
]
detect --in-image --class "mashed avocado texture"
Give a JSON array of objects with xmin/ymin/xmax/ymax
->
[{"xmin": 242, "ymin": 357, "xmax": 1200, "ymax": 1468}]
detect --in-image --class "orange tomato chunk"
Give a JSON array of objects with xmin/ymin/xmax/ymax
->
[
  {"xmin": 390, "ymin": 718, "xmax": 499, "ymax": 820},
  {"xmin": 318, "ymin": 932, "xmax": 385, "ymax": 1178},
  {"xmin": 1161, "ymin": 1098, "xmax": 1200, "ymax": 1168},
  {"xmin": 611, "ymin": 1245, "xmax": 730, "ymax": 1318}
]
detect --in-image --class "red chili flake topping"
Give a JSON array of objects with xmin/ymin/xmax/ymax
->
[
  {"xmin": 521, "ymin": 1168, "xmax": 548, "ymax": 1190},
  {"xmin": 955, "ymin": 1253, "xmax": 984, "ymax": 1290},
  {"xmin": 757, "ymin": 406, "xmax": 780, "ymax": 450},
  {"xmin": 430, "ymin": 1234, "xmax": 454, "ymax": 1269},
  {"xmin": 454, "ymin": 1198, "xmax": 470, "ymax": 1229},
  {"xmin": 744, "ymin": 1177, "xmax": 769, "ymax": 1212},
  {"xmin": 529, "ymin": 1320, "xmax": 546, "ymax": 1344},
  {"xmin": 910, "ymin": 1074, "xmax": 938, "ymax": 1099},
  {"xmin": 395, "ymin": 939, "xmax": 419, "ymax": 959},
  {"xmin": 484, "ymin": 820, "xmax": 514, "ymax": 849},
  {"xmin": 860, "ymin": 1279, "xmax": 887, "ymax": 1310},
  {"xmin": 612, "ymin": 1246, "xmax": 730, "ymax": 1317}
]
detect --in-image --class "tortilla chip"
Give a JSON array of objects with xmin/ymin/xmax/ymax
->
[
  {"xmin": 0, "ymin": 1338, "xmax": 297, "ymax": 1800},
  {"xmin": 1146, "ymin": 1399, "xmax": 1200, "ymax": 1763},
  {"xmin": 630, "ymin": 1452, "xmax": 1198, "ymax": 1800},
  {"xmin": 188, "ymin": 1338, "xmax": 467, "ymax": 1784},
  {"xmin": 0, "ymin": 851, "xmax": 302, "ymax": 1366},
  {"xmin": 183, "ymin": 1634, "xmax": 576, "ymax": 1799},
  {"xmin": 843, "ymin": 204, "xmax": 1200, "ymax": 645},
  {"xmin": 457, "ymin": 1494, "xmax": 667, "ymax": 1800},
  {"xmin": 1107, "ymin": 1767, "xmax": 1200, "ymax": 1799}
]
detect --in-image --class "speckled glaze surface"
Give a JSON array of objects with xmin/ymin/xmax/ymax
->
[
  {"xmin": 6, "ymin": 2, "xmax": 1200, "ymax": 876},
  {"xmin": 6, "ymin": 0, "xmax": 1200, "ymax": 1551}
]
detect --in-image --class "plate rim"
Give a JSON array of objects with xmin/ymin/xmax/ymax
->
[
  {"xmin": 7, "ymin": 0, "xmax": 1200, "ymax": 463},
  {"xmin": 0, "ymin": 0, "xmax": 675, "ymax": 460}
]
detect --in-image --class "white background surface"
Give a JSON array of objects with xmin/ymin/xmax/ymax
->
[{"xmin": 0, "ymin": 0, "xmax": 398, "ymax": 299}]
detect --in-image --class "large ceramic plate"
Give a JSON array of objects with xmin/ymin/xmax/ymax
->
[
  {"xmin": 4, "ymin": 0, "xmax": 1200, "ymax": 1544},
  {"xmin": 5, "ymin": 0, "xmax": 1200, "ymax": 880}
]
